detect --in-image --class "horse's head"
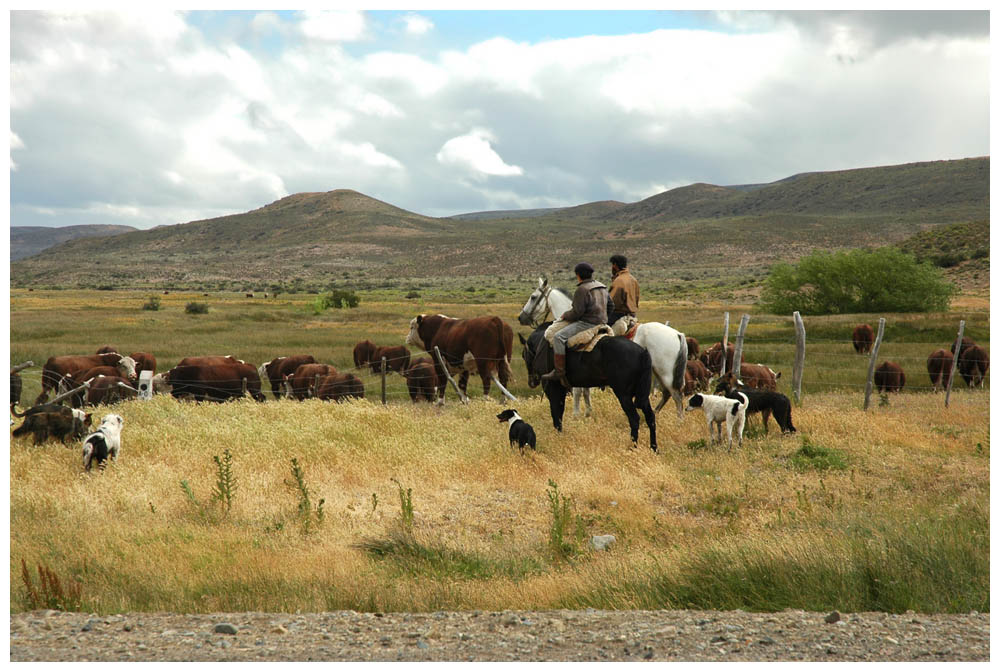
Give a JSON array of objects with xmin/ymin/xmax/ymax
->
[
  {"xmin": 518, "ymin": 326, "xmax": 552, "ymax": 388},
  {"xmin": 518, "ymin": 276, "xmax": 551, "ymax": 326}
]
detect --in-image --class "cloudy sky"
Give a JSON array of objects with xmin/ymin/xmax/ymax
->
[{"xmin": 8, "ymin": 9, "xmax": 990, "ymax": 229}]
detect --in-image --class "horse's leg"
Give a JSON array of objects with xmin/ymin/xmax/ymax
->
[
  {"xmin": 544, "ymin": 382, "xmax": 566, "ymax": 432},
  {"xmin": 572, "ymin": 388, "xmax": 582, "ymax": 417},
  {"xmin": 584, "ymin": 387, "xmax": 592, "ymax": 417},
  {"xmin": 613, "ymin": 388, "xmax": 641, "ymax": 447},
  {"xmin": 639, "ymin": 397, "xmax": 657, "ymax": 453}
]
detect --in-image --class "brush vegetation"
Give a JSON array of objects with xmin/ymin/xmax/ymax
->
[{"xmin": 9, "ymin": 290, "xmax": 989, "ymax": 615}]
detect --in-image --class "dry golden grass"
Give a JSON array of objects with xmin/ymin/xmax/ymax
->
[{"xmin": 10, "ymin": 384, "xmax": 989, "ymax": 614}]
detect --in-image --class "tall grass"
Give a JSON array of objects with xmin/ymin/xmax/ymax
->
[{"xmin": 9, "ymin": 291, "xmax": 990, "ymax": 615}]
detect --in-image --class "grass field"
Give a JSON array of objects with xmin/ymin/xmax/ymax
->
[{"xmin": 9, "ymin": 289, "xmax": 990, "ymax": 614}]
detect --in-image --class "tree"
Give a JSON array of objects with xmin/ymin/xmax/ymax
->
[{"xmin": 759, "ymin": 248, "xmax": 955, "ymax": 315}]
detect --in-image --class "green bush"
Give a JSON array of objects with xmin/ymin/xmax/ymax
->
[
  {"xmin": 142, "ymin": 296, "xmax": 161, "ymax": 311},
  {"xmin": 759, "ymin": 248, "xmax": 955, "ymax": 315},
  {"xmin": 311, "ymin": 289, "xmax": 360, "ymax": 313},
  {"xmin": 185, "ymin": 302, "xmax": 209, "ymax": 314}
]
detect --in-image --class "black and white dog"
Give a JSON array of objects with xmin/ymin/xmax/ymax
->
[
  {"xmin": 497, "ymin": 409, "xmax": 536, "ymax": 455},
  {"xmin": 713, "ymin": 373, "xmax": 796, "ymax": 434},
  {"xmin": 82, "ymin": 414, "xmax": 124, "ymax": 472}
]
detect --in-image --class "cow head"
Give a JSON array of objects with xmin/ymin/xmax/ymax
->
[
  {"xmin": 406, "ymin": 315, "xmax": 426, "ymax": 349},
  {"xmin": 116, "ymin": 356, "xmax": 138, "ymax": 380}
]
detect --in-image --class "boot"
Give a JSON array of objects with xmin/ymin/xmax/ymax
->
[{"xmin": 540, "ymin": 354, "xmax": 570, "ymax": 388}]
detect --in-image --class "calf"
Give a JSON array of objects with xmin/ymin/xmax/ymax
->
[
  {"xmin": 315, "ymin": 373, "xmax": 365, "ymax": 402},
  {"xmin": 258, "ymin": 355, "xmax": 317, "ymax": 399},
  {"xmin": 685, "ymin": 392, "xmax": 748, "ymax": 450},
  {"xmin": 736, "ymin": 363, "xmax": 780, "ymax": 391},
  {"xmin": 285, "ymin": 363, "xmax": 338, "ymax": 400},
  {"xmin": 853, "ymin": 324, "xmax": 875, "ymax": 354},
  {"xmin": 369, "ymin": 345, "xmax": 411, "ymax": 375},
  {"xmin": 958, "ymin": 345, "xmax": 989, "ymax": 388},
  {"xmin": 686, "ymin": 337, "xmax": 700, "ymax": 361},
  {"xmin": 403, "ymin": 357, "xmax": 438, "ymax": 402},
  {"xmin": 874, "ymin": 361, "xmax": 905, "ymax": 393},
  {"xmin": 713, "ymin": 372, "xmax": 796, "ymax": 434},
  {"xmin": 353, "ymin": 340, "xmax": 378, "ymax": 368}
]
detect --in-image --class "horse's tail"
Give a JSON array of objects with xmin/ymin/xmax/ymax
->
[{"xmin": 672, "ymin": 332, "xmax": 688, "ymax": 395}]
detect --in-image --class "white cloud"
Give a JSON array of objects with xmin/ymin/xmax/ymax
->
[
  {"xmin": 10, "ymin": 131, "xmax": 25, "ymax": 171},
  {"xmin": 436, "ymin": 129, "xmax": 524, "ymax": 180},
  {"xmin": 297, "ymin": 10, "xmax": 368, "ymax": 43},
  {"xmin": 403, "ymin": 13, "xmax": 433, "ymax": 36}
]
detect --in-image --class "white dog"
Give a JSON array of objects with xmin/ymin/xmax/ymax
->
[
  {"xmin": 82, "ymin": 414, "xmax": 124, "ymax": 471},
  {"xmin": 685, "ymin": 392, "xmax": 748, "ymax": 450}
]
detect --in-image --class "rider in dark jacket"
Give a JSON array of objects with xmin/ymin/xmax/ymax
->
[{"xmin": 541, "ymin": 262, "xmax": 609, "ymax": 388}]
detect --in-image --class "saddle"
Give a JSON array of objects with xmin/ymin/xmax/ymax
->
[
  {"xmin": 610, "ymin": 315, "xmax": 639, "ymax": 339},
  {"xmin": 544, "ymin": 320, "xmax": 615, "ymax": 353}
]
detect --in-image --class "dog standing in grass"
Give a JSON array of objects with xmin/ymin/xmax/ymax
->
[
  {"xmin": 497, "ymin": 409, "xmax": 536, "ymax": 455},
  {"xmin": 82, "ymin": 414, "xmax": 124, "ymax": 472},
  {"xmin": 685, "ymin": 392, "xmax": 748, "ymax": 450}
]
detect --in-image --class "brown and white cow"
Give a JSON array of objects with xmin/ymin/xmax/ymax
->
[
  {"xmin": 165, "ymin": 356, "xmax": 265, "ymax": 402},
  {"xmin": 405, "ymin": 314, "xmax": 513, "ymax": 402},
  {"xmin": 736, "ymin": 363, "xmax": 780, "ymax": 391},
  {"xmin": 958, "ymin": 345, "xmax": 989, "ymax": 388},
  {"xmin": 702, "ymin": 342, "xmax": 744, "ymax": 375},
  {"xmin": 926, "ymin": 348, "xmax": 954, "ymax": 392},
  {"xmin": 284, "ymin": 363, "xmax": 338, "ymax": 400},
  {"xmin": 403, "ymin": 357, "xmax": 438, "ymax": 402},
  {"xmin": 315, "ymin": 372, "xmax": 365, "ymax": 402},
  {"xmin": 874, "ymin": 361, "xmax": 905, "ymax": 393},
  {"xmin": 852, "ymin": 324, "xmax": 875, "ymax": 354},
  {"xmin": 36, "ymin": 353, "xmax": 137, "ymax": 405},
  {"xmin": 258, "ymin": 355, "xmax": 317, "ymax": 399}
]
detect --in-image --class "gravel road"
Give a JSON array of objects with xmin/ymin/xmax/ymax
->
[{"xmin": 10, "ymin": 609, "xmax": 988, "ymax": 662}]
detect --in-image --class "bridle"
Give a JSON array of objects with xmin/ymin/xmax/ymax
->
[{"xmin": 525, "ymin": 284, "xmax": 553, "ymax": 326}]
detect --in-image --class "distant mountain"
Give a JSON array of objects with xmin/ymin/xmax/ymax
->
[
  {"xmin": 10, "ymin": 224, "xmax": 137, "ymax": 261},
  {"xmin": 449, "ymin": 207, "xmax": 563, "ymax": 221},
  {"xmin": 10, "ymin": 158, "xmax": 989, "ymax": 290}
]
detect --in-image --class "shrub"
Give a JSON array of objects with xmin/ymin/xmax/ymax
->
[
  {"xmin": 142, "ymin": 296, "xmax": 161, "ymax": 311},
  {"xmin": 185, "ymin": 302, "xmax": 209, "ymax": 314},
  {"xmin": 311, "ymin": 288, "xmax": 360, "ymax": 313},
  {"xmin": 759, "ymin": 247, "xmax": 955, "ymax": 315}
]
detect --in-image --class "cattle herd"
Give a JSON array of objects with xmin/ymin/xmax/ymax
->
[{"xmin": 8, "ymin": 315, "xmax": 990, "ymax": 465}]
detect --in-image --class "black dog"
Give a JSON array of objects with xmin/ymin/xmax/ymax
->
[
  {"xmin": 497, "ymin": 409, "xmax": 536, "ymax": 455},
  {"xmin": 713, "ymin": 374, "xmax": 796, "ymax": 434}
]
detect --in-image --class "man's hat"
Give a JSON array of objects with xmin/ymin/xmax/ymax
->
[{"xmin": 574, "ymin": 262, "xmax": 594, "ymax": 276}]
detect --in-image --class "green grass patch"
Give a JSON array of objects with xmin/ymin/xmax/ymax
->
[{"xmin": 790, "ymin": 436, "xmax": 848, "ymax": 471}]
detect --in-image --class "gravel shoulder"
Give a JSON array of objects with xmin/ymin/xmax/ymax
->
[{"xmin": 9, "ymin": 609, "xmax": 989, "ymax": 662}]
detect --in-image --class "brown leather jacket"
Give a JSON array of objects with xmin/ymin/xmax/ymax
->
[
  {"xmin": 609, "ymin": 268, "xmax": 639, "ymax": 316},
  {"xmin": 560, "ymin": 279, "xmax": 609, "ymax": 325}
]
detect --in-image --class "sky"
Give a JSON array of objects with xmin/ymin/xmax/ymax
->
[{"xmin": 8, "ymin": 9, "xmax": 991, "ymax": 229}]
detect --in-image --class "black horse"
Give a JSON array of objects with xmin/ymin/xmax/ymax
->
[{"xmin": 519, "ymin": 323, "xmax": 657, "ymax": 452}]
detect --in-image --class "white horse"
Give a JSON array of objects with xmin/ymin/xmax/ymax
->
[{"xmin": 518, "ymin": 275, "xmax": 688, "ymax": 419}]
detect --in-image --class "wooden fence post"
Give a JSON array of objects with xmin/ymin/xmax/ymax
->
[
  {"xmin": 945, "ymin": 320, "xmax": 965, "ymax": 408},
  {"xmin": 381, "ymin": 356, "xmax": 387, "ymax": 405},
  {"xmin": 49, "ymin": 380, "xmax": 91, "ymax": 406},
  {"xmin": 720, "ymin": 312, "xmax": 730, "ymax": 377},
  {"xmin": 863, "ymin": 318, "xmax": 886, "ymax": 411},
  {"xmin": 434, "ymin": 346, "xmax": 470, "ymax": 404},
  {"xmin": 10, "ymin": 361, "xmax": 33, "ymax": 374},
  {"xmin": 732, "ymin": 314, "xmax": 750, "ymax": 379},
  {"xmin": 792, "ymin": 311, "xmax": 806, "ymax": 404}
]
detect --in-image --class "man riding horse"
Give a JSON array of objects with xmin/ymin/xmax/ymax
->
[
  {"xmin": 541, "ymin": 262, "xmax": 610, "ymax": 389},
  {"xmin": 608, "ymin": 254, "xmax": 640, "ymax": 328}
]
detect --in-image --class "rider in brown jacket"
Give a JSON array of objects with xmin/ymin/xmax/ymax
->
[{"xmin": 608, "ymin": 254, "xmax": 639, "ymax": 327}]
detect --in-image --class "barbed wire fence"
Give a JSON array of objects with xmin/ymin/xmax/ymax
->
[{"xmin": 11, "ymin": 313, "xmax": 989, "ymax": 411}]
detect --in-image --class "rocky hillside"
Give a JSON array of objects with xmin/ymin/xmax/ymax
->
[{"xmin": 10, "ymin": 224, "xmax": 137, "ymax": 261}]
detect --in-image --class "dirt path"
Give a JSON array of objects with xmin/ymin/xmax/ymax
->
[{"xmin": 10, "ymin": 609, "xmax": 988, "ymax": 661}]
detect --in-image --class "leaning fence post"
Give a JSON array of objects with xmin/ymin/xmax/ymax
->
[
  {"xmin": 732, "ymin": 314, "xmax": 750, "ymax": 379},
  {"xmin": 863, "ymin": 317, "xmax": 886, "ymax": 410},
  {"xmin": 792, "ymin": 311, "xmax": 806, "ymax": 404},
  {"xmin": 945, "ymin": 320, "xmax": 965, "ymax": 408},
  {"xmin": 720, "ymin": 312, "xmax": 730, "ymax": 377},
  {"xmin": 49, "ymin": 380, "xmax": 92, "ymax": 406},
  {"xmin": 434, "ymin": 346, "xmax": 469, "ymax": 404},
  {"xmin": 10, "ymin": 361, "xmax": 33, "ymax": 374},
  {"xmin": 381, "ymin": 356, "xmax": 387, "ymax": 405}
]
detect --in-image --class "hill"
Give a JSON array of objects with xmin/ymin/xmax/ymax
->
[
  {"xmin": 10, "ymin": 158, "xmax": 989, "ymax": 292},
  {"xmin": 10, "ymin": 224, "xmax": 137, "ymax": 261}
]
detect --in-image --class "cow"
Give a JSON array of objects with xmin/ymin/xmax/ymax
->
[
  {"xmin": 405, "ymin": 314, "xmax": 514, "ymax": 402},
  {"xmin": 368, "ymin": 345, "xmax": 411, "ymax": 375},
  {"xmin": 353, "ymin": 340, "xmax": 378, "ymax": 369},
  {"xmin": 258, "ymin": 355, "xmax": 317, "ymax": 399},
  {"xmin": 958, "ymin": 345, "xmax": 989, "ymax": 388},
  {"xmin": 130, "ymin": 351, "xmax": 157, "ymax": 376},
  {"xmin": 951, "ymin": 336, "xmax": 977, "ymax": 357},
  {"xmin": 853, "ymin": 324, "xmax": 875, "ymax": 354},
  {"xmin": 61, "ymin": 365, "xmax": 134, "ymax": 407},
  {"xmin": 735, "ymin": 363, "xmax": 780, "ymax": 391},
  {"xmin": 702, "ymin": 342, "xmax": 744, "ymax": 375},
  {"xmin": 403, "ymin": 357, "xmax": 438, "ymax": 402},
  {"xmin": 874, "ymin": 361, "xmax": 906, "ymax": 393},
  {"xmin": 285, "ymin": 363, "xmax": 338, "ymax": 400},
  {"xmin": 926, "ymin": 348, "xmax": 954, "ymax": 392},
  {"xmin": 315, "ymin": 372, "xmax": 365, "ymax": 402},
  {"xmin": 686, "ymin": 337, "xmax": 700, "ymax": 361},
  {"xmin": 84, "ymin": 375, "xmax": 137, "ymax": 406},
  {"xmin": 165, "ymin": 356, "xmax": 265, "ymax": 402},
  {"xmin": 683, "ymin": 358, "xmax": 711, "ymax": 394},
  {"xmin": 35, "ymin": 353, "xmax": 137, "ymax": 405},
  {"xmin": 95, "ymin": 345, "xmax": 118, "ymax": 355}
]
